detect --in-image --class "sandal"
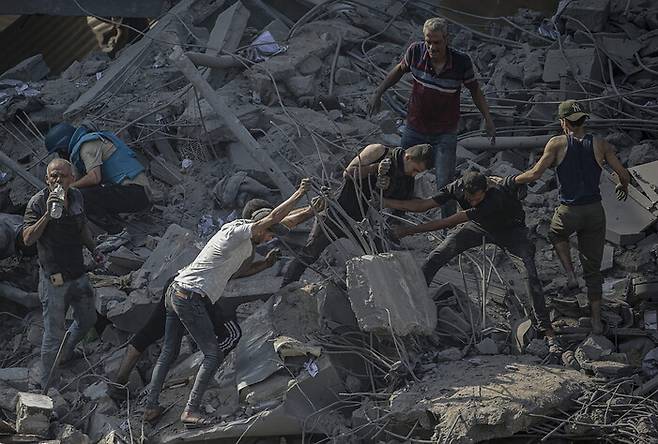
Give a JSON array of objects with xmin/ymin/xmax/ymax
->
[
  {"xmin": 181, "ymin": 411, "xmax": 217, "ymax": 429},
  {"xmin": 546, "ymin": 336, "xmax": 563, "ymax": 355},
  {"xmin": 143, "ymin": 406, "xmax": 164, "ymax": 423}
]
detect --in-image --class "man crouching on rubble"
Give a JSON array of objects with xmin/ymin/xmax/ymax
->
[
  {"xmin": 514, "ymin": 100, "xmax": 630, "ymax": 335},
  {"xmin": 144, "ymin": 178, "xmax": 310, "ymax": 426},
  {"xmin": 23, "ymin": 159, "xmax": 97, "ymax": 390},
  {"xmin": 282, "ymin": 143, "xmax": 432, "ymax": 286},
  {"xmin": 385, "ymin": 171, "xmax": 558, "ymax": 349}
]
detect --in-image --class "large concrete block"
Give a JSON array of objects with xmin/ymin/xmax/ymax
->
[
  {"xmin": 0, "ymin": 54, "xmax": 49, "ymax": 82},
  {"xmin": 132, "ymin": 224, "xmax": 200, "ymax": 298},
  {"xmin": 346, "ymin": 252, "xmax": 437, "ymax": 336},
  {"xmin": 15, "ymin": 392, "xmax": 53, "ymax": 435},
  {"xmin": 564, "ymin": 0, "xmax": 610, "ymax": 33},
  {"xmin": 106, "ymin": 289, "xmax": 158, "ymax": 333},
  {"xmin": 543, "ymin": 48, "xmax": 605, "ymax": 83}
]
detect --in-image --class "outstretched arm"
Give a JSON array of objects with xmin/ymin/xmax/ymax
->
[
  {"xmin": 383, "ymin": 198, "xmax": 438, "ymax": 213},
  {"xmin": 368, "ymin": 63, "xmax": 406, "ymax": 116},
  {"xmin": 251, "ymin": 179, "xmax": 310, "ymax": 239},
  {"xmin": 396, "ymin": 211, "xmax": 469, "ymax": 238},
  {"xmin": 515, "ymin": 137, "xmax": 561, "ymax": 184}
]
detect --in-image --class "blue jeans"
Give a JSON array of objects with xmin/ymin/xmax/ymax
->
[
  {"xmin": 147, "ymin": 283, "xmax": 222, "ymax": 412},
  {"xmin": 401, "ymin": 125, "xmax": 458, "ymax": 216},
  {"xmin": 39, "ymin": 270, "xmax": 96, "ymax": 389}
]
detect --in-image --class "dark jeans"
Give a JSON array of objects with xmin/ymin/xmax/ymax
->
[
  {"xmin": 548, "ymin": 201, "xmax": 606, "ymax": 301},
  {"xmin": 131, "ymin": 292, "xmax": 241, "ymax": 354},
  {"xmin": 401, "ymin": 125, "xmax": 458, "ymax": 217},
  {"xmin": 79, "ymin": 184, "xmax": 150, "ymax": 234},
  {"xmin": 282, "ymin": 214, "xmax": 379, "ymax": 286},
  {"xmin": 422, "ymin": 222, "xmax": 552, "ymax": 333},
  {"xmin": 146, "ymin": 283, "xmax": 223, "ymax": 411}
]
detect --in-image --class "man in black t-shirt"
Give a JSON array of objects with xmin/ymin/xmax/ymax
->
[
  {"xmin": 385, "ymin": 171, "xmax": 555, "ymax": 341},
  {"xmin": 23, "ymin": 159, "xmax": 98, "ymax": 389}
]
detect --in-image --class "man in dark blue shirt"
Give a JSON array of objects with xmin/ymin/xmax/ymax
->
[{"xmin": 385, "ymin": 171, "xmax": 555, "ymax": 344}]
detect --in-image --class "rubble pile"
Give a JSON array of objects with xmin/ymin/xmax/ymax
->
[{"xmin": 0, "ymin": 0, "xmax": 658, "ymax": 442}]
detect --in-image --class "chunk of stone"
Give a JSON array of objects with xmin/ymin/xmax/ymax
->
[
  {"xmin": 577, "ymin": 335, "xmax": 614, "ymax": 361},
  {"xmin": 0, "ymin": 367, "xmax": 30, "ymax": 390},
  {"xmin": 525, "ymin": 339, "xmax": 549, "ymax": 358},
  {"xmin": 334, "ymin": 67, "xmax": 361, "ymax": 85},
  {"xmin": 0, "ymin": 382, "xmax": 18, "ymax": 410},
  {"xmin": 543, "ymin": 48, "xmax": 604, "ymax": 82},
  {"xmin": 106, "ymin": 289, "xmax": 158, "ymax": 333},
  {"xmin": 476, "ymin": 338, "xmax": 499, "ymax": 355},
  {"xmin": 0, "ymin": 54, "xmax": 50, "ymax": 82},
  {"xmin": 285, "ymin": 75, "xmax": 316, "ymax": 97},
  {"xmin": 47, "ymin": 388, "xmax": 69, "ymax": 419},
  {"xmin": 346, "ymin": 252, "xmax": 437, "ymax": 336},
  {"xmin": 57, "ymin": 423, "xmax": 91, "ymax": 444},
  {"xmin": 564, "ymin": 0, "xmax": 610, "ymax": 33},
  {"xmin": 15, "ymin": 392, "xmax": 53, "ymax": 435},
  {"xmin": 437, "ymin": 347, "xmax": 462, "ymax": 361}
]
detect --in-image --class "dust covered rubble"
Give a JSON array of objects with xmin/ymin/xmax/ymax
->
[{"xmin": 1, "ymin": 0, "xmax": 658, "ymax": 443}]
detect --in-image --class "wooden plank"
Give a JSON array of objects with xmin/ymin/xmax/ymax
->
[{"xmin": 172, "ymin": 49, "xmax": 295, "ymax": 195}]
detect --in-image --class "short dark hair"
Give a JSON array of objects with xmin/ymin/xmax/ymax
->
[
  {"xmin": 242, "ymin": 198, "xmax": 272, "ymax": 219},
  {"xmin": 463, "ymin": 171, "xmax": 487, "ymax": 194},
  {"xmin": 405, "ymin": 143, "xmax": 433, "ymax": 168}
]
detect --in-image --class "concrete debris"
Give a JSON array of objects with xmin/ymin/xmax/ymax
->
[
  {"xmin": 346, "ymin": 252, "xmax": 437, "ymax": 336},
  {"xmin": 0, "ymin": 54, "xmax": 50, "ymax": 82},
  {"xmin": 476, "ymin": 337, "xmax": 500, "ymax": 355},
  {"xmin": 0, "ymin": 1, "xmax": 657, "ymax": 443},
  {"xmin": 378, "ymin": 356, "xmax": 588, "ymax": 443},
  {"xmin": 15, "ymin": 392, "xmax": 53, "ymax": 435}
]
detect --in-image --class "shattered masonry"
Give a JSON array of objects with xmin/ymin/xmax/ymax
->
[{"xmin": 1, "ymin": 0, "xmax": 658, "ymax": 443}]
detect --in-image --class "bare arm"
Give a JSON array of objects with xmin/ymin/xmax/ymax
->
[
  {"xmin": 232, "ymin": 259, "xmax": 270, "ymax": 278},
  {"xmin": 601, "ymin": 139, "xmax": 630, "ymax": 190},
  {"xmin": 397, "ymin": 212, "xmax": 469, "ymax": 237},
  {"xmin": 252, "ymin": 179, "xmax": 309, "ymax": 239},
  {"xmin": 344, "ymin": 144, "xmax": 387, "ymax": 179},
  {"xmin": 383, "ymin": 198, "xmax": 438, "ymax": 213},
  {"xmin": 22, "ymin": 213, "xmax": 50, "ymax": 246},
  {"xmin": 81, "ymin": 221, "xmax": 96, "ymax": 253},
  {"xmin": 515, "ymin": 137, "xmax": 561, "ymax": 184},
  {"xmin": 368, "ymin": 63, "xmax": 406, "ymax": 116},
  {"xmin": 281, "ymin": 206, "xmax": 313, "ymax": 229},
  {"xmin": 71, "ymin": 166, "xmax": 102, "ymax": 189},
  {"xmin": 467, "ymin": 82, "xmax": 495, "ymax": 143}
]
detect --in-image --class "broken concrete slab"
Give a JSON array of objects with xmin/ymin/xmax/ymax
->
[
  {"xmin": 174, "ymin": 49, "xmax": 295, "ymax": 195},
  {"xmin": 131, "ymin": 223, "xmax": 200, "ymax": 299},
  {"xmin": 57, "ymin": 423, "xmax": 91, "ymax": 444},
  {"xmin": 629, "ymin": 160, "xmax": 658, "ymax": 205},
  {"xmin": 476, "ymin": 337, "xmax": 499, "ymax": 355},
  {"xmin": 149, "ymin": 156, "xmax": 182, "ymax": 186},
  {"xmin": 577, "ymin": 335, "xmax": 614, "ymax": 361},
  {"xmin": 601, "ymin": 170, "xmax": 657, "ymax": 245},
  {"xmin": 0, "ymin": 381, "xmax": 19, "ymax": 411},
  {"xmin": 564, "ymin": 0, "xmax": 611, "ymax": 33},
  {"xmin": 346, "ymin": 252, "xmax": 437, "ymax": 336},
  {"xmin": 15, "ymin": 392, "xmax": 53, "ymax": 435},
  {"xmin": 543, "ymin": 48, "xmax": 605, "ymax": 82},
  {"xmin": 0, "ymin": 367, "xmax": 30, "ymax": 391},
  {"xmin": 379, "ymin": 355, "xmax": 588, "ymax": 443},
  {"xmin": 94, "ymin": 287, "xmax": 128, "ymax": 317},
  {"xmin": 206, "ymin": 1, "xmax": 250, "ymax": 58},
  {"xmin": 63, "ymin": 0, "xmax": 201, "ymax": 118},
  {"xmin": 0, "ymin": 54, "xmax": 49, "ymax": 82},
  {"xmin": 334, "ymin": 67, "xmax": 361, "ymax": 85},
  {"xmin": 106, "ymin": 289, "xmax": 158, "ymax": 333}
]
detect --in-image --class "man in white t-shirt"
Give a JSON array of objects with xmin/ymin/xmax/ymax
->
[{"xmin": 144, "ymin": 178, "xmax": 310, "ymax": 425}]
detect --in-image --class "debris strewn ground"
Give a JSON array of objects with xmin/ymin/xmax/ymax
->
[{"xmin": 1, "ymin": 0, "xmax": 658, "ymax": 443}]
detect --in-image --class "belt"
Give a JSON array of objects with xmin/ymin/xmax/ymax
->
[{"xmin": 172, "ymin": 283, "xmax": 203, "ymax": 299}]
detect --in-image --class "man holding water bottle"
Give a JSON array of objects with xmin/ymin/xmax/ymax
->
[{"xmin": 23, "ymin": 159, "xmax": 98, "ymax": 390}]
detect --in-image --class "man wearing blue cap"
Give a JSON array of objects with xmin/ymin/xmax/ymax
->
[{"xmin": 44, "ymin": 122, "xmax": 151, "ymax": 233}]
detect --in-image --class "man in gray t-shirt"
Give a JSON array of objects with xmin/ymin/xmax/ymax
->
[{"xmin": 145, "ymin": 178, "xmax": 310, "ymax": 426}]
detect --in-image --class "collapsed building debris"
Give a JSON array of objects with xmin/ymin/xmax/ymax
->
[{"xmin": 0, "ymin": 0, "xmax": 658, "ymax": 442}]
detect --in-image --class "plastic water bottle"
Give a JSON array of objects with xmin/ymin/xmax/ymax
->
[{"xmin": 49, "ymin": 185, "xmax": 65, "ymax": 219}]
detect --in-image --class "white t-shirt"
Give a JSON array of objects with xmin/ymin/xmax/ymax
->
[{"xmin": 174, "ymin": 220, "xmax": 254, "ymax": 303}]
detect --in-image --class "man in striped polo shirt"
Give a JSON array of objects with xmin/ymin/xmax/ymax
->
[{"xmin": 369, "ymin": 17, "xmax": 496, "ymax": 216}]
